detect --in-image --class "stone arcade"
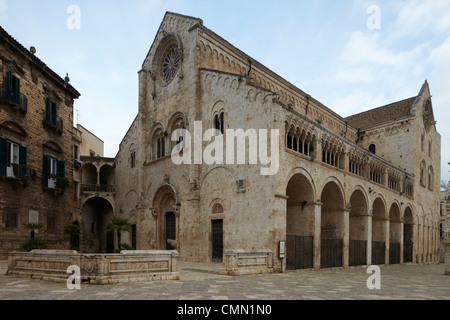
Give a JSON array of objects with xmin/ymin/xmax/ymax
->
[{"xmin": 113, "ymin": 12, "xmax": 441, "ymax": 275}]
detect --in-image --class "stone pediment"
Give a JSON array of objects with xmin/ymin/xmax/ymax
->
[
  {"xmin": 141, "ymin": 12, "xmax": 203, "ymax": 72},
  {"xmin": 0, "ymin": 52, "xmax": 25, "ymax": 75},
  {"xmin": 43, "ymin": 83, "xmax": 63, "ymax": 102},
  {"xmin": 43, "ymin": 140, "xmax": 63, "ymax": 154},
  {"xmin": 0, "ymin": 120, "xmax": 27, "ymax": 137}
]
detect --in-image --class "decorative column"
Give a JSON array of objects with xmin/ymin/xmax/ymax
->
[
  {"xmin": 385, "ymin": 217, "xmax": 390, "ymax": 265},
  {"xmin": 366, "ymin": 209, "xmax": 373, "ymax": 265},
  {"xmin": 444, "ymin": 240, "xmax": 450, "ymax": 275},
  {"xmin": 343, "ymin": 206, "xmax": 350, "ymax": 268},
  {"xmin": 313, "ymin": 200, "xmax": 322, "ymax": 270}
]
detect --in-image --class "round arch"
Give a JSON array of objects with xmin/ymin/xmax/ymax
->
[
  {"xmin": 82, "ymin": 163, "xmax": 97, "ymax": 185},
  {"xmin": 285, "ymin": 167, "xmax": 317, "ymax": 200},
  {"xmin": 349, "ymin": 188, "xmax": 369, "ymax": 266},
  {"xmin": 152, "ymin": 184, "xmax": 179, "ymax": 251},
  {"xmin": 81, "ymin": 196, "xmax": 115, "ymax": 253},
  {"xmin": 372, "ymin": 196, "xmax": 387, "ymax": 265},
  {"xmin": 403, "ymin": 206, "xmax": 414, "ymax": 263},
  {"xmin": 388, "ymin": 201, "xmax": 402, "ymax": 264},
  {"xmin": 320, "ymin": 180, "xmax": 346, "ymax": 268},
  {"xmin": 285, "ymin": 172, "xmax": 316, "ymax": 270}
]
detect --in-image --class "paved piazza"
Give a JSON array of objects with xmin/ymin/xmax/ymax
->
[{"xmin": 0, "ymin": 260, "xmax": 448, "ymax": 300}]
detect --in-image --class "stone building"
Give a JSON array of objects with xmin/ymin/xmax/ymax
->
[
  {"xmin": 114, "ymin": 12, "xmax": 441, "ymax": 274},
  {"xmin": 73, "ymin": 123, "xmax": 107, "ymax": 251},
  {"xmin": 0, "ymin": 26, "xmax": 80, "ymax": 258}
]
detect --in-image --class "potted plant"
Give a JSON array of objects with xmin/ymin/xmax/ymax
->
[{"xmin": 55, "ymin": 177, "xmax": 69, "ymax": 190}]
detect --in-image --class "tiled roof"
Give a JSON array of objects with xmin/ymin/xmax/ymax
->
[{"xmin": 345, "ymin": 97, "xmax": 417, "ymax": 129}]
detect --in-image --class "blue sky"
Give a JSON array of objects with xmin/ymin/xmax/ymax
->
[{"xmin": 0, "ymin": 0, "xmax": 449, "ymax": 183}]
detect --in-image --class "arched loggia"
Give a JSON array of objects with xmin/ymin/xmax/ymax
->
[
  {"xmin": 320, "ymin": 181, "xmax": 345, "ymax": 268},
  {"xmin": 285, "ymin": 173, "xmax": 315, "ymax": 270}
]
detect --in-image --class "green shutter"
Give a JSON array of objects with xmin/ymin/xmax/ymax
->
[
  {"xmin": 45, "ymin": 98, "xmax": 51, "ymax": 123},
  {"xmin": 0, "ymin": 138, "xmax": 7, "ymax": 176},
  {"xmin": 52, "ymin": 102, "xmax": 57, "ymax": 126},
  {"xmin": 57, "ymin": 160, "xmax": 65, "ymax": 178},
  {"xmin": 5, "ymin": 70, "xmax": 13, "ymax": 101},
  {"xmin": 13, "ymin": 76, "xmax": 20, "ymax": 105},
  {"xmin": 42, "ymin": 155, "xmax": 49, "ymax": 187},
  {"xmin": 19, "ymin": 145, "xmax": 27, "ymax": 166}
]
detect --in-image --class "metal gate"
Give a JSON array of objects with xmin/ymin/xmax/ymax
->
[
  {"xmin": 403, "ymin": 242, "xmax": 413, "ymax": 263},
  {"xmin": 321, "ymin": 238, "xmax": 342, "ymax": 268},
  {"xmin": 389, "ymin": 242, "xmax": 401, "ymax": 264},
  {"xmin": 212, "ymin": 220, "xmax": 223, "ymax": 262},
  {"xmin": 286, "ymin": 235, "xmax": 313, "ymax": 270},
  {"xmin": 165, "ymin": 212, "xmax": 176, "ymax": 250},
  {"xmin": 372, "ymin": 241, "xmax": 385, "ymax": 265},
  {"xmin": 349, "ymin": 240, "xmax": 367, "ymax": 266}
]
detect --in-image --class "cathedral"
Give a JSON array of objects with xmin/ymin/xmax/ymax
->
[{"xmin": 111, "ymin": 12, "xmax": 441, "ymax": 274}]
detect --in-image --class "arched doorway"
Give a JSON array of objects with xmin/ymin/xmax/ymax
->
[
  {"xmin": 372, "ymin": 198, "xmax": 387, "ymax": 265},
  {"xmin": 403, "ymin": 207, "xmax": 414, "ymax": 263},
  {"xmin": 389, "ymin": 202, "xmax": 402, "ymax": 264},
  {"xmin": 320, "ymin": 181, "xmax": 345, "ymax": 268},
  {"xmin": 285, "ymin": 173, "xmax": 315, "ymax": 270},
  {"xmin": 349, "ymin": 189, "xmax": 369, "ymax": 266},
  {"xmin": 153, "ymin": 185, "xmax": 179, "ymax": 251},
  {"xmin": 81, "ymin": 197, "xmax": 114, "ymax": 253}
]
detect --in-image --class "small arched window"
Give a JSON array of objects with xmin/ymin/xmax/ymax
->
[
  {"xmin": 212, "ymin": 203, "xmax": 224, "ymax": 214},
  {"xmin": 419, "ymin": 161, "xmax": 426, "ymax": 187},
  {"xmin": 152, "ymin": 129, "xmax": 166, "ymax": 160},
  {"xmin": 214, "ymin": 112, "xmax": 224, "ymax": 134},
  {"xmin": 428, "ymin": 166, "xmax": 434, "ymax": 191},
  {"xmin": 421, "ymin": 133, "xmax": 425, "ymax": 152},
  {"xmin": 369, "ymin": 144, "xmax": 376, "ymax": 154}
]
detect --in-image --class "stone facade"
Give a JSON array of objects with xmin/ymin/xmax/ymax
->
[
  {"xmin": 115, "ymin": 12, "xmax": 441, "ymax": 274},
  {"xmin": 0, "ymin": 27, "xmax": 80, "ymax": 258}
]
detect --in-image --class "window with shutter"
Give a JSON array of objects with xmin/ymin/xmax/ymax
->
[
  {"xmin": 42, "ymin": 155, "xmax": 49, "ymax": 186},
  {"xmin": 0, "ymin": 138, "xmax": 7, "ymax": 176},
  {"xmin": 57, "ymin": 160, "xmax": 65, "ymax": 178},
  {"xmin": 5, "ymin": 71, "xmax": 21, "ymax": 105}
]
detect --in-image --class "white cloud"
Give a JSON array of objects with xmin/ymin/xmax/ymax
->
[{"xmin": 390, "ymin": 0, "xmax": 450, "ymax": 39}]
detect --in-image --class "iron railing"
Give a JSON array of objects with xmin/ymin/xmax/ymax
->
[
  {"xmin": 403, "ymin": 242, "xmax": 413, "ymax": 263},
  {"xmin": 81, "ymin": 184, "xmax": 115, "ymax": 193},
  {"xmin": 321, "ymin": 238, "xmax": 343, "ymax": 268},
  {"xmin": 286, "ymin": 235, "xmax": 314, "ymax": 270},
  {"xmin": 389, "ymin": 242, "xmax": 401, "ymax": 264},
  {"xmin": 372, "ymin": 241, "xmax": 385, "ymax": 265},
  {"xmin": 349, "ymin": 239, "xmax": 367, "ymax": 266}
]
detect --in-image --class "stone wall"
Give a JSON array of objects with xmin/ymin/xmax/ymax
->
[
  {"xmin": 7, "ymin": 249, "xmax": 180, "ymax": 284},
  {"xmin": 0, "ymin": 27, "xmax": 80, "ymax": 258}
]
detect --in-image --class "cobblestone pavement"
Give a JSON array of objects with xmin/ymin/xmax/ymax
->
[{"xmin": 0, "ymin": 260, "xmax": 449, "ymax": 300}]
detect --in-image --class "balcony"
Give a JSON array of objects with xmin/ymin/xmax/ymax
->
[
  {"xmin": 81, "ymin": 184, "xmax": 115, "ymax": 193},
  {"xmin": 0, "ymin": 163, "xmax": 34, "ymax": 188},
  {"xmin": 43, "ymin": 115, "xmax": 63, "ymax": 135},
  {"xmin": 1, "ymin": 85, "xmax": 27, "ymax": 113}
]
